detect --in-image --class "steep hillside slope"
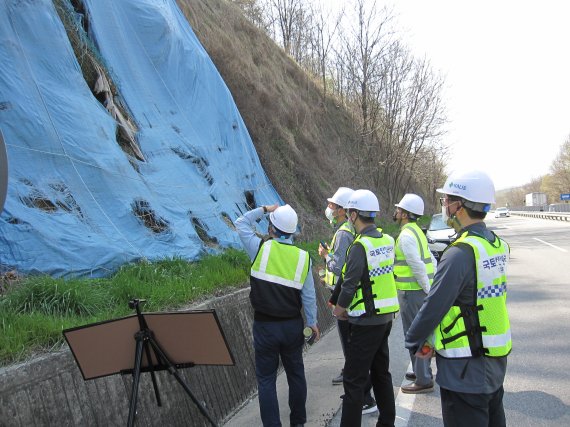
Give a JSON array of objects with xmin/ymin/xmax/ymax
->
[
  {"xmin": 0, "ymin": 0, "xmax": 281, "ymax": 276},
  {"xmin": 178, "ymin": 0, "xmax": 361, "ymax": 236}
]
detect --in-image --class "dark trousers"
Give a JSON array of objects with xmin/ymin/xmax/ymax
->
[
  {"xmin": 338, "ymin": 319, "xmax": 374, "ymax": 401},
  {"xmin": 253, "ymin": 317, "xmax": 306, "ymax": 427},
  {"xmin": 440, "ymin": 386, "xmax": 506, "ymax": 427},
  {"xmin": 340, "ymin": 322, "xmax": 395, "ymax": 427}
]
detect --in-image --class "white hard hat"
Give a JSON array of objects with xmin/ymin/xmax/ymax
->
[
  {"xmin": 327, "ymin": 187, "xmax": 354, "ymax": 207},
  {"xmin": 269, "ymin": 204, "xmax": 298, "ymax": 233},
  {"xmin": 395, "ymin": 193, "xmax": 424, "ymax": 216},
  {"xmin": 345, "ymin": 189, "xmax": 380, "ymax": 216},
  {"xmin": 437, "ymin": 170, "xmax": 495, "ymax": 206}
]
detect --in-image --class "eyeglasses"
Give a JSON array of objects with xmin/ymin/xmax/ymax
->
[{"xmin": 439, "ymin": 197, "xmax": 459, "ymax": 207}]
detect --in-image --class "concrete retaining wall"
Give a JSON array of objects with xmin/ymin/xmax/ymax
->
[{"xmin": 0, "ymin": 276, "xmax": 336, "ymax": 426}]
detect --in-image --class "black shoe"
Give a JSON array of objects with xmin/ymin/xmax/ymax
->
[
  {"xmin": 405, "ymin": 372, "xmax": 416, "ymax": 381},
  {"xmin": 332, "ymin": 369, "xmax": 343, "ymax": 385},
  {"xmin": 291, "ymin": 424, "xmax": 304, "ymax": 427},
  {"xmin": 362, "ymin": 397, "xmax": 377, "ymax": 415}
]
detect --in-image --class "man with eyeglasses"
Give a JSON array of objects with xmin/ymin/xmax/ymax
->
[{"xmin": 405, "ymin": 170, "xmax": 511, "ymax": 427}]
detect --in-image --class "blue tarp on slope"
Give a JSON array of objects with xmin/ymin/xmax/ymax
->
[{"xmin": 0, "ymin": 0, "xmax": 280, "ymax": 277}]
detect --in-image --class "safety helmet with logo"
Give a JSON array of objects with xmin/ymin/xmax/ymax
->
[
  {"xmin": 269, "ymin": 204, "xmax": 298, "ymax": 234},
  {"xmin": 437, "ymin": 170, "xmax": 495, "ymax": 212},
  {"xmin": 395, "ymin": 193, "xmax": 424, "ymax": 216},
  {"xmin": 328, "ymin": 187, "xmax": 354, "ymax": 208},
  {"xmin": 345, "ymin": 189, "xmax": 379, "ymax": 217}
]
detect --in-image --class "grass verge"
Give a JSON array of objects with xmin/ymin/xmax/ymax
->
[{"xmin": 0, "ymin": 249, "xmax": 251, "ymax": 367}]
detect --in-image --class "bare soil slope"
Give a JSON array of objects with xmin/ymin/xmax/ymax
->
[{"xmin": 177, "ymin": 0, "xmax": 360, "ymax": 238}]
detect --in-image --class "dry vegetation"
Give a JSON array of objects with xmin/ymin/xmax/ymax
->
[{"xmin": 177, "ymin": 0, "xmax": 360, "ymax": 238}]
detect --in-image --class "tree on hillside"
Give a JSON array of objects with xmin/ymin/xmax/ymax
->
[
  {"xmin": 336, "ymin": 0, "xmax": 393, "ymax": 174},
  {"xmin": 309, "ymin": 3, "xmax": 344, "ymax": 101},
  {"xmin": 373, "ymin": 48, "xmax": 446, "ymax": 204},
  {"xmin": 265, "ymin": 0, "xmax": 311, "ymax": 61},
  {"xmin": 548, "ymin": 136, "xmax": 570, "ymax": 196},
  {"xmin": 334, "ymin": 0, "xmax": 446, "ymax": 204},
  {"xmin": 230, "ymin": 0, "xmax": 269, "ymax": 29},
  {"xmin": 413, "ymin": 144, "xmax": 448, "ymax": 212}
]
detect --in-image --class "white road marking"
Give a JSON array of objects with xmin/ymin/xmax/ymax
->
[
  {"xmin": 533, "ymin": 238, "xmax": 568, "ymax": 252},
  {"xmin": 395, "ymin": 362, "xmax": 415, "ymax": 427}
]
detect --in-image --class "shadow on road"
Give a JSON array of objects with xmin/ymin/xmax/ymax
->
[{"xmin": 504, "ymin": 390, "xmax": 569, "ymax": 421}]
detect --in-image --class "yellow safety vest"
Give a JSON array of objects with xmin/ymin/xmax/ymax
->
[
  {"xmin": 251, "ymin": 240, "xmax": 310, "ymax": 290},
  {"xmin": 324, "ymin": 221, "xmax": 354, "ymax": 289},
  {"xmin": 250, "ymin": 240, "xmax": 310, "ymax": 318},
  {"xmin": 394, "ymin": 222, "xmax": 435, "ymax": 291},
  {"xmin": 434, "ymin": 231, "xmax": 511, "ymax": 358},
  {"xmin": 345, "ymin": 231, "xmax": 399, "ymax": 317}
]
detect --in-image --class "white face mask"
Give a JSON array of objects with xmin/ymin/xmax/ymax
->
[{"xmin": 325, "ymin": 206, "xmax": 335, "ymax": 222}]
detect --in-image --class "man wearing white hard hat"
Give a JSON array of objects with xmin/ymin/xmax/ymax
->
[
  {"xmin": 331, "ymin": 189, "xmax": 398, "ymax": 427},
  {"xmin": 318, "ymin": 187, "xmax": 377, "ymax": 414},
  {"xmin": 236, "ymin": 203, "xmax": 320, "ymax": 427},
  {"xmin": 405, "ymin": 170, "xmax": 511, "ymax": 427},
  {"xmin": 319, "ymin": 188, "xmax": 355, "ymax": 381},
  {"xmin": 393, "ymin": 193, "xmax": 437, "ymax": 394}
]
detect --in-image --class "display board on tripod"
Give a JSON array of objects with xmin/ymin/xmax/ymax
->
[{"xmin": 64, "ymin": 309, "xmax": 234, "ymax": 380}]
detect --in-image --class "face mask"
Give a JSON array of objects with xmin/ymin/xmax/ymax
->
[
  {"xmin": 347, "ymin": 211, "xmax": 357, "ymax": 226},
  {"xmin": 392, "ymin": 210, "xmax": 400, "ymax": 223},
  {"xmin": 443, "ymin": 202, "xmax": 462, "ymax": 230},
  {"xmin": 325, "ymin": 206, "xmax": 335, "ymax": 222}
]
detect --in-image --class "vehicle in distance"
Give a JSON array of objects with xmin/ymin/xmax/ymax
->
[
  {"xmin": 425, "ymin": 213, "xmax": 456, "ymax": 261},
  {"xmin": 495, "ymin": 207, "xmax": 510, "ymax": 218},
  {"xmin": 525, "ymin": 192, "xmax": 547, "ymax": 208}
]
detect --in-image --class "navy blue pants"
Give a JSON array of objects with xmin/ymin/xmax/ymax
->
[{"xmin": 253, "ymin": 317, "xmax": 306, "ymax": 427}]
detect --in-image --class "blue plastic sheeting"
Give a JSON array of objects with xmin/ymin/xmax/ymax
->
[{"xmin": 0, "ymin": 0, "xmax": 280, "ymax": 278}]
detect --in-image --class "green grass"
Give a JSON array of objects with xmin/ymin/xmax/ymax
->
[{"xmin": 0, "ymin": 249, "xmax": 251, "ymax": 367}]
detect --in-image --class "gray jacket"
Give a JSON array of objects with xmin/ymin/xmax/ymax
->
[{"xmin": 405, "ymin": 221, "xmax": 508, "ymax": 393}]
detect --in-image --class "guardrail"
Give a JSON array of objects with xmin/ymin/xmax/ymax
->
[{"xmin": 511, "ymin": 211, "xmax": 570, "ymax": 222}]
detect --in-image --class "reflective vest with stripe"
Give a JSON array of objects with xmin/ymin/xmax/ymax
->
[
  {"xmin": 324, "ymin": 221, "xmax": 354, "ymax": 289},
  {"xmin": 394, "ymin": 222, "xmax": 435, "ymax": 291},
  {"xmin": 345, "ymin": 231, "xmax": 399, "ymax": 317},
  {"xmin": 434, "ymin": 231, "xmax": 511, "ymax": 358},
  {"xmin": 250, "ymin": 239, "xmax": 310, "ymax": 319}
]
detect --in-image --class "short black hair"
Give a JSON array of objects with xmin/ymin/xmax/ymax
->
[{"xmin": 270, "ymin": 223, "xmax": 292, "ymax": 239}]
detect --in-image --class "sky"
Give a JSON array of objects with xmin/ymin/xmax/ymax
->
[
  {"xmin": 385, "ymin": 0, "xmax": 570, "ymax": 190},
  {"xmin": 322, "ymin": 0, "xmax": 570, "ymax": 190}
]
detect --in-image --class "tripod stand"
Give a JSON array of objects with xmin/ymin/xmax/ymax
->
[{"xmin": 126, "ymin": 299, "xmax": 218, "ymax": 427}]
